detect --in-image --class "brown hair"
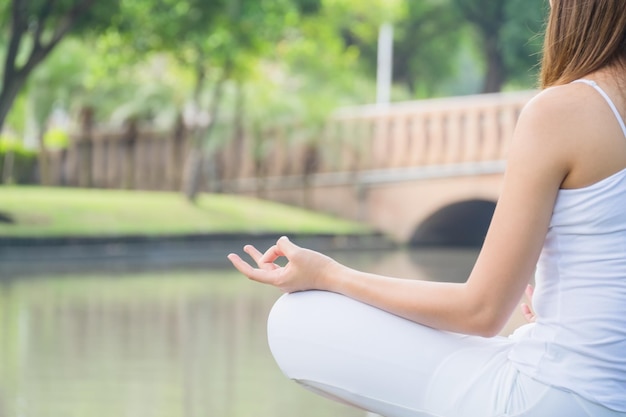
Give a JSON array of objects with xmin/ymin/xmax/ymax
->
[{"xmin": 540, "ymin": 0, "xmax": 626, "ymax": 88}]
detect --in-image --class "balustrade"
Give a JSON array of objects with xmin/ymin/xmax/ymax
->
[{"xmin": 326, "ymin": 91, "xmax": 534, "ymax": 176}]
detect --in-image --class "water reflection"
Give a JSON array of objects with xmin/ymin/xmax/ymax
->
[{"xmin": 0, "ymin": 248, "xmax": 525, "ymax": 417}]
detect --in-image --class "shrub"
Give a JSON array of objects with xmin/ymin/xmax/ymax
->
[
  {"xmin": 44, "ymin": 127, "xmax": 70, "ymax": 150},
  {"xmin": 0, "ymin": 137, "xmax": 39, "ymax": 184}
]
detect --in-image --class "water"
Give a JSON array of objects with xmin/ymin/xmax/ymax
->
[{"xmin": 0, "ymin": 248, "xmax": 525, "ymax": 417}]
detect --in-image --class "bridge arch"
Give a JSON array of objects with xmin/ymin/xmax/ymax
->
[{"xmin": 409, "ymin": 199, "xmax": 496, "ymax": 247}]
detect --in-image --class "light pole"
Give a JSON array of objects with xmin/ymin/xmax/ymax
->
[{"xmin": 376, "ymin": 23, "xmax": 393, "ymax": 106}]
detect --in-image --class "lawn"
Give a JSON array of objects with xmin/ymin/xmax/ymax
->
[{"xmin": 0, "ymin": 186, "xmax": 371, "ymax": 237}]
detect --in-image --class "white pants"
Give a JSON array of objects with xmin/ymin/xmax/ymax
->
[{"xmin": 267, "ymin": 291, "xmax": 625, "ymax": 417}]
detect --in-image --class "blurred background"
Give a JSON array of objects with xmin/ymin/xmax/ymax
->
[{"xmin": 0, "ymin": 0, "xmax": 544, "ymax": 416}]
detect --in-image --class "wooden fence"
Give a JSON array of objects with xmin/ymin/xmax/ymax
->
[{"xmin": 45, "ymin": 109, "xmax": 188, "ymax": 191}]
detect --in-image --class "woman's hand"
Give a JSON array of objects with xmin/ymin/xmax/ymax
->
[
  {"xmin": 227, "ymin": 236, "xmax": 341, "ymax": 293},
  {"xmin": 520, "ymin": 284, "xmax": 536, "ymax": 323}
]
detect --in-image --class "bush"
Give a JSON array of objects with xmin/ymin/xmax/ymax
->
[
  {"xmin": 0, "ymin": 137, "xmax": 38, "ymax": 184},
  {"xmin": 44, "ymin": 127, "xmax": 70, "ymax": 150}
]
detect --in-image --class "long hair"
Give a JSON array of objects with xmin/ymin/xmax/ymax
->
[{"xmin": 541, "ymin": 0, "xmax": 626, "ymax": 88}]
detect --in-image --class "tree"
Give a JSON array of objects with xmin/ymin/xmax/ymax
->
[
  {"xmin": 119, "ymin": 0, "xmax": 322, "ymax": 201},
  {"xmin": 0, "ymin": 0, "xmax": 123, "ymax": 132},
  {"xmin": 23, "ymin": 38, "xmax": 87, "ymax": 183},
  {"xmin": 452, "ymin": 0, "xmax": 546, "ymax": 92},
  {"xmin": 390, "ymin": 1, "xmax": 465, "ymax": 97},
  {"xmin": 321, "ymin": 0, "xmax": 468, "ymax": 98},
  {"xmin": 317, "ymin": 0, "xmax": 405, "ymax": 98},
  {"xmin": 500, "ymin": 1, "xmax": 547, "ymax": 88}
]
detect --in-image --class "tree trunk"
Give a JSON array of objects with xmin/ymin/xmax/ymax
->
[
  {"xmin": 453, "ymin": 0, "xmax": 506, "ymax": 93},
  {"xmin": 481, "ymin": 33, "xmax": 505, "ymax": 93},
  {"xmin": 122, "ymin": 118, "xmax": 138, "ymax": 189},
  {"xmin": 37, "ymin": 129, "xmax": 50, "ymax": 186},
  {"xmin": 168, "ymin": 113, "xmax": 186, "ymax": 191},
  {"xmin": 1, "ymin": 151, "xmax": 15, "ymax": 185},
  {"xmin": 229, "ymin": 81, "xmax": 245, "ymax": 188},
  {"xmin": 182, "ymin": 139, "xmax": 205, "ymax": 201},
  {"xmin": 0, "ymin": 73, "xmax": 26, "ymax": 133},
  {"xmin": 76, "ymin": 107, "xmax": 95, "ymax": 188},
  {"xmin": 0, "ymin": 75, "xmax": 23, "ymax": 184},
  {"xmin": 182, "ymin": 68, "xmax": 228, "ymax": 202}
]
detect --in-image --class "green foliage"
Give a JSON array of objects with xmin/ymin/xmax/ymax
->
[
  {"xmin": 0, "ymin": 0, "xmax": 125, "ymax": 132},
  {"xmin": 392, "ymin": 1, "xmax": 466, "ymax": 97},
  {"xmin": 501, "ymin": 0, "xmax": 547, "ymax": 88},
  {"xmin": 101, "ymin": 54, "xmax": 194, "ymax": 126},
  {"xmin": 0, "ymin": 1, "xmax": 9, "ymax": 26},
  {"xmin": 244, "ymin": 33, "xmax": 362, "ymax": 128},
  {"xmin": 119, "ymin": 0, "xmax": 311, "ymax": 75},
  {"xmin": 0, "ymin": 134, "xmax": 19, "ymax": 151},
  {"xmin": 316, "ymin": 0, "xmax": 402, "ymax": 74},
  {"xmin": 235, "ymin": 0, "xmax": 395, "ymax": 150},
  {"xmin": 27, "ymin": 38, "xmax": 90, "ymax": 132},
  {"xmin": 451, "ymin": 0, "xmax": 547, "ymax": 91},
  {"xmin": 339, "ymin": 0, "xmax": 546, "ymax": 96},
  {"xmin": 15, "ymin": 0, "xmax": 121, "ymax": 36},
  {"xmin": 0, "ymin": 136, "xmax": 38, "ymax": 184},
  {"xmin": 315, "ymin": 0, "xmax": 470, "ymax": 98},
  {"xmin": 4, "ymin": 93, "xmax": 27, "ymax": 137},
  {"xmin": 43, "ymin": 127, "xmax": 69, "ymax": 149}
]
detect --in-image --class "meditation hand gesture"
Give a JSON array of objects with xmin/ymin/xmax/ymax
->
[{"xmin": 228, "ymin": 236, "xmax": 340, "ymax": 293}]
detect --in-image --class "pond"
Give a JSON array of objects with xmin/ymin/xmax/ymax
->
[{"xmin": 0, "ymin": 247, "xmax": 526, "ymax": 417}]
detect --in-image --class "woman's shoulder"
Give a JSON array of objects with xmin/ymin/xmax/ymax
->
[
  {"xmin": 517, "ymin": 83, "xmax": 601, "ymax": 140},
  {"xmin": 510, "ymin": 83, "xmax": 601, "ymax": 173},
  {"xmin": 514, "ymin": 79, "xmax": 626, "ymax": 189},
  {"xmin": 524, "ymin": 82, "xmax": 598, "ymax": 118}
]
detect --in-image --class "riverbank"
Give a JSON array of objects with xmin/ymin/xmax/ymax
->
[
  {"xmin": 0, "ymin": 232, "xmax": 393, "ymax": 277},
  {"xmin": 0, "ymin": 186, "xmax": 371, "ymax": 236},
  {"xmin": 0, "ymin": 187, "xmax": 393, "ymax": 277}
]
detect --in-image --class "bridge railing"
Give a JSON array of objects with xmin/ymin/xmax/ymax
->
[
  {"xmin": 321, "ymin": 90, "xmax": 535, "ymax": 172},
  {"xmin": 217, "ymin": 90, "xmax": 536, "ymax": 191}
]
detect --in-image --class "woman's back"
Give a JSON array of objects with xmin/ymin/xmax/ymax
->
[
  {"xmin": 543, "ymin": 74, "xmax": 626, "ymax": 190},
  {"xmin": 509, "ymin": 75, "xmax": 626, "ymax": 411}
]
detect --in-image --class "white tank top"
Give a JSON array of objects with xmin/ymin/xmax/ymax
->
[{"xmin": 508, "ymin": 79, "xmax": 626, "ymax": 412}]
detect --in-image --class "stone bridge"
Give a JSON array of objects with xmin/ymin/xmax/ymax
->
[{"xmin": 216, "ymin": 90, "xmax": 537, "ymax": 245}]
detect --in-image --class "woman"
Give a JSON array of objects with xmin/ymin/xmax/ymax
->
[{"xmin": 228, "ymin": 1, "xmax": 626, "ymax": 415}]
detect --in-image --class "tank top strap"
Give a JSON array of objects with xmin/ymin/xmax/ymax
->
[{"xmin": 572, "ymin": 79, "xmax": 626, "ymax": 139}]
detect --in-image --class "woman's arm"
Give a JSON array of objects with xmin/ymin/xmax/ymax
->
[{"xmin": 229, "ymin": 87, "xmax": 576, "ymax": 337}]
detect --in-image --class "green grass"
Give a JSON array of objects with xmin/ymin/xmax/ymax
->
[{"xmin": 0, "ymin": 186, "xmax": 371, "ymax": 237}]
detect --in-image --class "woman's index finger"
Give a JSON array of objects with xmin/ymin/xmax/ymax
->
[{"xmin": 227, "ymin": 253, "xmax": 277, "ymax": 284}]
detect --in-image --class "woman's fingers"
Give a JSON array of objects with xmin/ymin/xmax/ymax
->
[
  {"xmin": 227, "ymin": 253, "xmax": 278, "ymax": 285},
  {"xmin": 227, "ymin": 253, "xmax": 257, "ymax": 277},
  {"xmin": 260, "ymin": 244, "xmax": 286, "ymax": 264},
  {"xmin": 525, "ymin": 284, "xmax": 534, "ymax": 300},
  {"xmin": 237, "ymin": 237, "xmax": 299, "ymax": 267},
  {"xmin": 521, "ymin": 284, "xmax": 536, "ymax": 322},
  {"xmin": 244, "ymin": 244, "xmax": 271, "ymax": 266},
  {"xmin": 243, "ymin": 245, "xmax": 264, "ymax": 262},
  {"xmin": 244, "ymin": 244, "xmax": 280, "ymax": 270},
  {"xmin": 229, "ymin": 237, "xmax": 303, "ymax": 291},
  {"xmin": 521, "ymin": 302, "xmax": 536, "ymax": 323}
]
